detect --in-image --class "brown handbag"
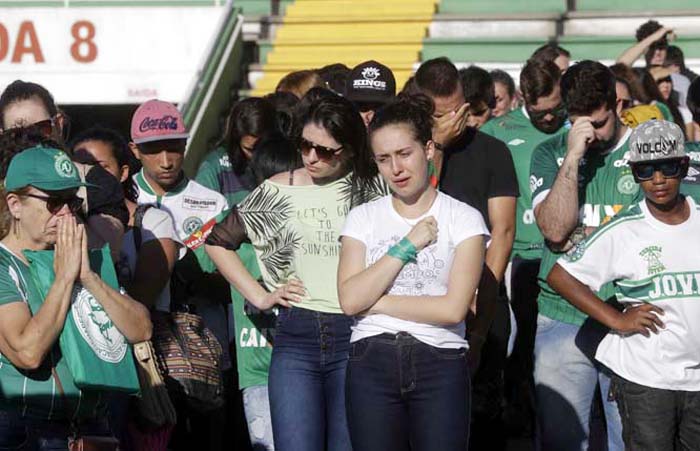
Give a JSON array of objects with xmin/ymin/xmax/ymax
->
[{"xmin": 150, "ymin": 310, "xmax": 224, "ymax": 412}]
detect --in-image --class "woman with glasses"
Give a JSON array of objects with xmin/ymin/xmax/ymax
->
[
  {"xmin": 0, "ymin": 145, "xmax": 152, "ymax": 451},
  {"xmin": 0, "ymin": 80, "xmax": 66, "ymax": 144},
  {"xmin": 337, "ymin": 94, "xmax": 488, "ymax": 451},
  {"xmin": 206, "ymin": 92, "xmax": 384, "ymax": 451},
  {"xmin": 0, "ymin": 82, "xmax": 129, "ymax": 264}
]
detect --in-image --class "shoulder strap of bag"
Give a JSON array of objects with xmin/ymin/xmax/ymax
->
[
  {"xmin": 51, "ymin": 366, "xmax": 80, "ymax": 436},
  {"xmin": 133, "ymin": 204, "xmax": 154, "ymax": 252}
]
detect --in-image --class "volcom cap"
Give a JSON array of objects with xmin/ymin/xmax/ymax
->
[{"xmin": 628, "ymin": 119, "xmax": 686, "ymax": 163}]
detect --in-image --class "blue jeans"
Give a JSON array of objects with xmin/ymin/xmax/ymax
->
[
  {"xmin": 613, "ymin": 374, "xmax": 700, "ymax": 451},
  {"xmin": 268, "ymin": 307, "xmax": 352, "ymax": 451},
  {"xmin": 534, "ymin": 314, "xmax": 623, "ymax": 451},
  {"xmin": 345, "ymin": 333, "xmax": 470, "ymax": 451},
  {"xmin": 242, "ymin": 385, "xmax": 274, "ymax": 451},
  {"xmin": 0, "ymin": 409, "xmax": 112, "ymax": 451}
]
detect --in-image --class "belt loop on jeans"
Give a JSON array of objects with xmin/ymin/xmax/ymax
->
[{"xmin": 396, "ymin": 331, "xmax": 412, "ymax": 343}]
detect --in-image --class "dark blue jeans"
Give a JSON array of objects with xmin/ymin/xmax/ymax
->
[
  {"xmin": 345, "ymin": 332, "xmax": 470, "ymax": 451},
  {"xmin": 613, "ymin": 374, "xmax": 700, "ymax": 451},
  {"xmin": 0, "ymin": 408, "xmax": 112, "ymax": 451},
  {"xmin": 268, "ymin": 306, "xmax": 353, "ymax": 451}
]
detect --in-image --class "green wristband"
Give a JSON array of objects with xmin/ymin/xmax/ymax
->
[{"xmin": 387, "ymin": 237, "xmax": 418, "ymax": 264}]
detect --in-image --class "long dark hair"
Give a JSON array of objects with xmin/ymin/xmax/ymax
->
[
  {"xmin": 250, "ymin": 133, "xmax": 301, "ymax": 185},
  {"xmin": 223, "ymin": 97, "xmax": 277, "ymax": 176},
  {"xmin": 635, "ymin": 68, "xmax": 687, "ymax": 137},
  {"xmin": 297, "ymin": 93, "xmax": 379, "ymax": 206},
  {"xmin": 69, "ymin": 126, "xmax": 139, "ymax": 202}
]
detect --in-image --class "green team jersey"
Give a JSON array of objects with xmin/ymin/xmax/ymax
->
[
  {"xmin": 530, "ymin": 127, "xmax": 643, "ymax": 325},
  {"xmin": 0, "ymin": 245, "xmax": 104, "ymax": 420},
  {"xmin": 196, "ymin": 150, "xmax": 274, "ymax": 387},
  {"xmin": 195, "ymin": 147, "xmax": 251, "ymax": 208},
  {"xmin": 231, "ymin": 244, "xmax": 274, "ymax": 389},
  {"xmin": 681, "ymin": 142, "xmax": 700, "ymax": 202},
  {"xmin": 481, "ymin": 108, "xmax": 567, "ymax": 260}
]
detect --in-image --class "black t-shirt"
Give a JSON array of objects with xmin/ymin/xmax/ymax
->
[{"xmin": 439, "ymin": 128, "xmax": 519, "ymax": 230}]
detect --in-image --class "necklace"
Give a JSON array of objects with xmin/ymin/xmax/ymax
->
[{"xmin": 393, "ymin": 189, "xmax": 438, "ymax": 228}]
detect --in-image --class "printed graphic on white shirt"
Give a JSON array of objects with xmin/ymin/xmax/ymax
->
[
  {"xmin": 557, "ymin": 197, "xmax": 700, "ymax": 390},
  {"xmin": 340, "ymin": 192, "xmax": 489, "ymax": 349}
]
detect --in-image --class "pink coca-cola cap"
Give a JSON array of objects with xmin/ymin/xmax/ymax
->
[{"xmin": 130, "ymin": 99, "xmax": 189, "ymax": 144}]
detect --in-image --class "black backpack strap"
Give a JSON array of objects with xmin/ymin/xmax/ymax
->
[{"xmin": 133, "ymin": 204, "xmax": 154, "ymax": 251}]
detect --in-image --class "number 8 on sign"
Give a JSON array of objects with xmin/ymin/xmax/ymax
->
[{"xmin": 70, "ymin": 20, "xmax": 97, "ymax": 63}]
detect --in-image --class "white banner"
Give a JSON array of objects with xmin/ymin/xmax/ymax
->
[{"xmin": 0, "ymin": 7, "xmax": 224, "ymax": 104}]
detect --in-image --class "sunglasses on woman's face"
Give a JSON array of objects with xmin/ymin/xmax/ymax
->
[
  {"xmin": 22, "ymin": 193, "xmax": 83, "ymax": 215},
  {"xmin": 298, "ymin": 137, "xmax": 343, "ymax": 160},
  {"xmin": 631, "ymin": 159, "xmax": 684, "ymax": 181},
  {"xmin": 0, "ymin": 118, "xmax": 55, "ymax": 141}
]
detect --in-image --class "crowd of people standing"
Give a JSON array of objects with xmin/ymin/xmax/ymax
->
[{"xmin": 0, "ymin": 17, "xmax": 700, "ymax": 451}]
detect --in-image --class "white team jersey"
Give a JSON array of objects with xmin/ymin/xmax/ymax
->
[
  {"xmin": 134, "ymin": 170, "xmax": 228, "ymax": 250},
  {"xmin": 558, "ymin": 196, "xmax": 700, "ymax": 391}
]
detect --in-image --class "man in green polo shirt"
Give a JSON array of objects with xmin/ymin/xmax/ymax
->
[
  {"xmin": 530, "ymin": 61, "xmax": 641, "ymax": 451},
  {"xmin": 480, "ymin": 58, "xmax": 568, "ymax": 433}
]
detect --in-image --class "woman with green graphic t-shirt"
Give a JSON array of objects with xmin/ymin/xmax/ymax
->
[
  {"xmin": 0, "ymin": 146, "xmax": 152, "ymax": 450},
  {"xmin": 206, "ymin": 94, "xmax": 385, "ymax": 451}
]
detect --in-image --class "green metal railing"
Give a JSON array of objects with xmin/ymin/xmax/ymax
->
[{"xmin": 180, "ymin": 5, "xmax": 245, "ymax": 176}]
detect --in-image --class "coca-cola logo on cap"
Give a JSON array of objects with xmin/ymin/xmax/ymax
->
[{"xmin": 139, "ymin": 115, "xmax": 179, "ymax": 133}]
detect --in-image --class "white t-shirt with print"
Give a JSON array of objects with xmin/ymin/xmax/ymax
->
[
  {"xmin": 120, "ymin": 207, "xmax": 184, "ymax": 312},
  {"xmin": 558, "ymin": 196, "xmax": 700, "ymax": 391},
  {"xmin": 340, "ymin": 191, "xmax": 489, "ymax": 349}
]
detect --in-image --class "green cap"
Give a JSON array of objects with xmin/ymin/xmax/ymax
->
[{"xmin": 5, "ymin": 146, "xmax": 91, "ymax": 192}]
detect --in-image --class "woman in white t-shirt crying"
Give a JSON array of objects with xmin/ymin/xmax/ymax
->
[{"xmin": 338, "ymin": 94, "xmax": 490, "ymax": 451}]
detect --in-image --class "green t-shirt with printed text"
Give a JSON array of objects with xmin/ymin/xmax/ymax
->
[
  {"xmin": 530, "ymin": 129, "xmax": 644, "ymax": 325},
  {"xmin": 481, "ymin": 108, "xmax": 566, "ymax": 260},
  {"xmin": 238, "ymin": 176, "xmax": 353, "ymax": 313},
  {"xmin": 195, "ymin": 147, "xmax": 251, "ymax": 208},
  {"xmin": 230, "ymin": 244, "xmax": 274, "ymax": 389}
]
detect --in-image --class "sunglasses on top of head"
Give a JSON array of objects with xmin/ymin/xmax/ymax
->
[
  {"xmin": 298, "ymin": 137, "xmax": 343, "ymax": 159},
  {"xmin": 22, "ymin": 193, "xmax": 84, "ymax": 215},
  {"xmin": 631, "ymin": 159, "xmax": 685, "ymax": 181}
]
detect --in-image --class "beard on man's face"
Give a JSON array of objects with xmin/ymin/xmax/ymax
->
[
  {"xmin": 587, "ymin": 118, "xmax": 620, "ymax": 154},
  {"xmin": 531, "ymin": 115, "xmax": 566, "ymax": 134}
]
